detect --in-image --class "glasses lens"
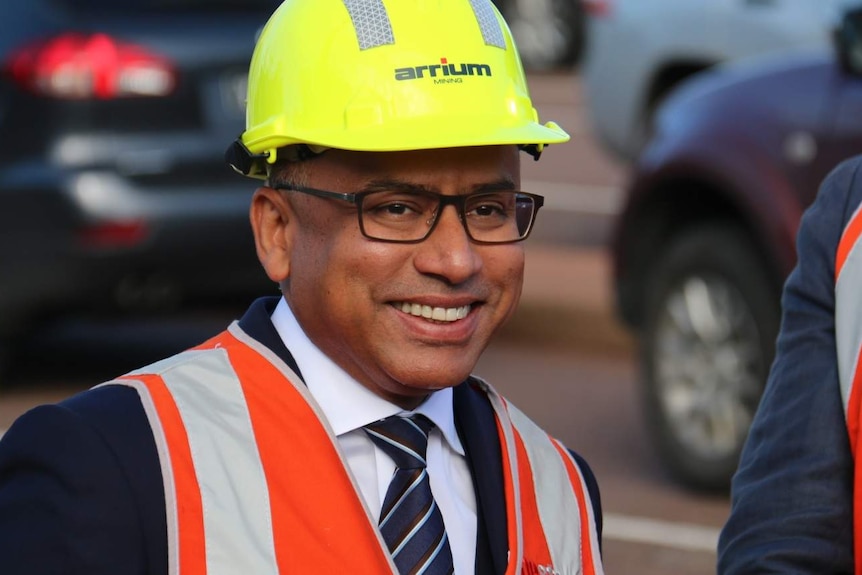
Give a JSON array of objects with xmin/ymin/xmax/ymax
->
[
  {"xmin": 359, "ymin": 191, "xmax": 438, "ymax": 242},
  {"xmin": 464, "ymin": 192, "xmax": 536, "ymax": 243}
]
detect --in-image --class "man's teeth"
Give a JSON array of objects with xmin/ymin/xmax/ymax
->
[{"xmin": 398, "ymin": 302, "xmax": 470, "ymax": 322}]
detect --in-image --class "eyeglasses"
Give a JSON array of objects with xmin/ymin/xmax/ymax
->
[{"xmin": 273, "ymin": 184, "xmax": 544, "ymax": 244}]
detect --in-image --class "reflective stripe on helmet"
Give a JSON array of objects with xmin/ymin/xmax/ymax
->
[
  {"xmin": 340, "ymin": 0, "xmax": 505, "ymax": 52},
  {"xmin": 467, "ymin": 0, "xmax": 506, "ymax": 48},
  {"xmin": 341, "ymin": 0, "xmax": 395, "ymax": 50}
]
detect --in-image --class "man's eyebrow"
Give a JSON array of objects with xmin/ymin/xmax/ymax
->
[
  {"xmin": 361, "ymin": 179, "xmax": 432, "ymax": 194},
  {"xmin": 361, "ymin": 177, "xmax": 517, "ymax": 194},
  {"xmin": 474, "ymin": 178, "xmax": 517, "ymax": 192}
]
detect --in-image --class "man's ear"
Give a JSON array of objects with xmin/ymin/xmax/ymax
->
[{"xmin": 250, "ymin": 187, "xmax": 295, "ymax": 283}]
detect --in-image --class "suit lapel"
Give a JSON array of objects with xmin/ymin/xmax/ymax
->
[{"xmin": 454, "ymin": 380, "xmax": 508, "ymax": 575}]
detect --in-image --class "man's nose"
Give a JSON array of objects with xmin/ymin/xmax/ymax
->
[{"xmin": 413, "ymin": 205, "xmax": 482, "ymax": 283}]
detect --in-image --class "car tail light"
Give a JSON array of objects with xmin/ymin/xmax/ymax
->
[
  {"xmin": 3, "ymin": 33, "xmax": 176, "ymax": 99},
  {"xmin": 78, "ymin": 220, "xmax": 149, "ymax": 248},
  {"xmin": 582, "ymin": 0, "xmax": 612, "ymax": 17}
]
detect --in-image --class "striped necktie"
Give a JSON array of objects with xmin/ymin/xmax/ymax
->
[{"xmin": 364, "ymin": 414, "xmax": 455, "ymax": 575}]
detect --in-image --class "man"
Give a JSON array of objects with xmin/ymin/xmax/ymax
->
[
  {"xmin": 0, "ymin": 1, "xmax": 604, "ymax": 574},
  {"xmin": 717, "ymin": 154, "xmax": 862, "ymax": 573}
]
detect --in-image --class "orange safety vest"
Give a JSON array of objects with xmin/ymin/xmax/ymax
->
[
  {"xmin": 106, "ymin": 322, "xmax": 604, "ymax": 575},
  {"xmin": 837, "ymin": 198, "xmax": 862, "ymax": 574}
]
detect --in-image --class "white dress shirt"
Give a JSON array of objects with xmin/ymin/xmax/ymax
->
[{"xmin": 270, "ymin": 298, "xmax": 477, "ymax": 573}]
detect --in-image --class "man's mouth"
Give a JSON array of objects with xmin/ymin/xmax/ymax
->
[{"xmin": 393, "ymin": 302, "xmax": 471, "ymax": 322}]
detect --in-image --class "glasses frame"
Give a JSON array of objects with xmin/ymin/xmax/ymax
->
[{"xmin": 273, "ymin": 184, "xmax": 545, "ymax": 245}]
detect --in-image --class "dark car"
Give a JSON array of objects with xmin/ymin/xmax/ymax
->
[
  {"xmin": 611, "ymin": 5, "xmax": 862, "ymax": 490},
  {"xmin": 0, "ymin": 0, "xmax": 283, "ymax": 366}
]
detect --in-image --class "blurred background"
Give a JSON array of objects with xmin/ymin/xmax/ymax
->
[{"xmin": 4, "ymin": 0, "xmax": 862, "ymax": 572}]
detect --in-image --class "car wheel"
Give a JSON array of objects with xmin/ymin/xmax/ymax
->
[
  {"xmin": 498, "ymin": 0, "xmax": 584, "ymax": 70},
  {"xmin": 641, "ymin": 224, "xmax": 780, "ymax": 491}
]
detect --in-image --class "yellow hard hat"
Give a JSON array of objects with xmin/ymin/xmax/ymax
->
[{"xmin": 227, "ymin": 0, "xmax": 570, "ymax": 178}]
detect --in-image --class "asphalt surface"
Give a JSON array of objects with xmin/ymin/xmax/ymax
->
[{"xmin": 499, "ymin": 242, "xmax": 635, "ymax": 357}]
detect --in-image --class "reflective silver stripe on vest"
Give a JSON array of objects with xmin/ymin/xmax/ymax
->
[
  {"xmin": 553, "ymin": 436, "xmax": 604, "ymax": 570},
  {"xmin": 481, "ymin": 382, "xmax": 525, "ymax": 568},
  {"xmin": 506, "ymin": 401, "xmax": 585, "ymax": 572},
  {"xmin": 341, "ymin": 0, "xmax": 395, "ymax": 50},
  {"xmin": 837, "ymin": 200, "xmax": 862, "ymax": 415},
  {"xmin": 468, "ymin": 0, "xmax": 506, "ymax": 48},
  {"xmin": 477, "ymin": 376, "xmax": 605, "ymax": 575},
  {"xmin": 129, "ymin": 349, "xmax": 280, "ymax": 575}
]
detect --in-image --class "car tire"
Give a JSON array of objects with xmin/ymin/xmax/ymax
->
[
  {"xmin": 497, "ymin": 0, "xmax": 585, "ymax": 71},
  {"xmin": 641, "ymin": 224, "xmax": 780, "ymax": 491}
]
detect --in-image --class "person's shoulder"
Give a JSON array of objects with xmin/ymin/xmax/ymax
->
[
  {"xmin": 0, "ymin": 382, "xmax": 164, "ymax": 513},
  {"xmin": 0, "ymin": 383, "xmax": 153, "ymax": 468},
  {"xmin": 819, "ymin": 154, "xmax": 862, "ymax": 215},
  {"xmin": 0, "ymin": 384, "xmax": 167, "ymax": 574},
  {"xmin": 797, "ymin": 154, "xmax": 862, "ymax": 251},
  {"xmin": 60, "ymin": 383, "xmax": 151, "ymax": 432},
  {"xmin": 828, "ymin": 153, "xmax": 862, "ymax": 181}
]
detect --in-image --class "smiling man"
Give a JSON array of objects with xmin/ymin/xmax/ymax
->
[{"xmin": 0, "ymin": 1, "xmax": 604, "ymax": 574}]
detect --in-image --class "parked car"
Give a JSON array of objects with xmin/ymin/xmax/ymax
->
[
  {"xmin": 493, "ymin": 0, "xmax": 586, "ymax": 70},
  {"xmin": 611, "ymin": 5, "xmax": 862, "ymax": 491},
  {"xmin": 0, "ymin": 0, "xmax": 283, "ymax": 369},
  {"xmin": 581, "ymin": 0, "xmax": 854, "ymax": 164}
]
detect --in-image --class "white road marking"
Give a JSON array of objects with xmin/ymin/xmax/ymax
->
[
  {"xmin": 603, "ymin": 512, "xmax": 721, "ymax": 554},
  {"xmin": 524, "ymin": 179, "xmax": 623, "ymax": 216}
]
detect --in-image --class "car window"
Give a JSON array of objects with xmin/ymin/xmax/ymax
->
[{"xmin": 55, "ymin": 0, "xmax": 282, "ymax": 12}]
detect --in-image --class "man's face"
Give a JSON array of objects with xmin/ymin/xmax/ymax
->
[{"xmin": 265, "ymin": 145, "xmax": 524, "ymax": 408}]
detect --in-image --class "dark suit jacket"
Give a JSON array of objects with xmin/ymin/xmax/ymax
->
[
  {"xmin": 0, "ymin": 297, "xmax": 602, "ymax": 575},
  {"xmin": 717, "ymin": 155, "xmax": 862, "ymax": 574}
]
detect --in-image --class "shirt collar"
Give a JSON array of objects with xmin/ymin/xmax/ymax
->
[{"xmin": 270, "ymin": 298, "xmax": 464, "ymax": 455}]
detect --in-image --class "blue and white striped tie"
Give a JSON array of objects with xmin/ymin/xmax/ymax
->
[{"xmin": 364, "ymin": 414, "xmax": 455, "ymax": 575}]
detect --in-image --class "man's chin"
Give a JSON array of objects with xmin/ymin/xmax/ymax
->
[{"xmin": 396, "ymin": 370, "xmax": 473, "ymax": 393}]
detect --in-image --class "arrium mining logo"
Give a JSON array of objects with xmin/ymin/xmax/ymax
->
[{"xmin": 394, "ymin": 58, "xmax": 492, "ymax": 84}]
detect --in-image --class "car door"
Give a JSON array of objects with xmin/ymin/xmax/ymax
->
[{"xmin": 713, "ymin": 0, "xmax": 843, "ymax": 58}]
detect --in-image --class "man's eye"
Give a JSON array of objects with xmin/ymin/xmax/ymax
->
[
  {"xmin": 381, "ymin": 203, "xmax": 412, "ymax": 215},
  {"xmin": 472, "ymin": 203, "xmax": 504, "ymax": 216},
  {"xmin": 366, "ymin": 200, "xmax": 426, "ymax": 219},
  {"xmin": 467, "ymin": 201, "xmax": 508, "ymax": 218}
]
